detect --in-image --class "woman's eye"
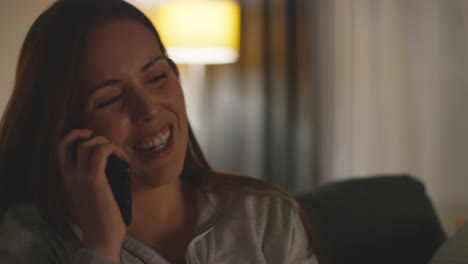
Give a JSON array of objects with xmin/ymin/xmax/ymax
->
[
  {"xmin": 96, "ymin": 95, "xmax": 122, "ymax": 108},
  {"xmin": 148, "ymin": 73, "xmax": 168, "ymax": 84}
]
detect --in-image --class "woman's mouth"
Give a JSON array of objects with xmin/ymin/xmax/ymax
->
[{"xmin": 133, "ymin": 126, "xmax": 172, "ymax": 153}]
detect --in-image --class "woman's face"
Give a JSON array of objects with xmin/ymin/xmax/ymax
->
[{"xmin": 81, "ymin": 20, "xmax": 188, "ymax": 188}]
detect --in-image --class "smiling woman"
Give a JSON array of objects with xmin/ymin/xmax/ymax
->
[
  {"xmin": 82, "ymin": 21, "xmax": 189, "ymax": 189},
  {"xmin": 0, "ymin": 0, "xmax": 317, "ymax": 263}
]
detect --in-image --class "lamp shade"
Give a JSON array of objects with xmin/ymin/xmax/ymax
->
[{"xmin": 153, "ymin": 0, "xmax": 240, "ymax": 64}]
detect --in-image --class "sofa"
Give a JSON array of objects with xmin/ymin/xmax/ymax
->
[{"xmin": 295, "ymin": 175, "xmax": 446, "ymax": 264}]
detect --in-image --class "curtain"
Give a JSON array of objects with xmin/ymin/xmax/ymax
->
[
  {"xmin": 179, "ymin": 0, "xmax": 317, "ymax": 193},
  {"xmin": 312, "ymin": 0, "xmax": 468, "ymax": 234},
  {"xmin": 135, "ymin": 0, "xmax": 468, "ymax": 234}
]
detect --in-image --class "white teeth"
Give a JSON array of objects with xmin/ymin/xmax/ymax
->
[
  {"xmin": 154, "ymin": 138, "xmax": 161, "ymax": 146},
  {"xmin": 137, "ymin": 129, "xmax": 171, "ymax": 151}
]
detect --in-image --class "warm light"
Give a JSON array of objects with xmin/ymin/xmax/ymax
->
[{"xmin": 153, "ymin": 0, "xmax": 240, "ymax": 64}]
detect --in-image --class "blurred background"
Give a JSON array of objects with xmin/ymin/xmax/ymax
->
[{"xmin": 1, "ymin": 0, "xmax": 467, "ymax": 235}]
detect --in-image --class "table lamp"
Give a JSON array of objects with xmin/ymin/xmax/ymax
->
[{"xmin": 153, "ymin": 0, "xmax": 240, "ymax": 65}]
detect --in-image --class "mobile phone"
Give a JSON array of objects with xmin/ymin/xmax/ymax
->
[{"xmin": 105, "ymin": 155, "xmax": 132, "ymax": 226}]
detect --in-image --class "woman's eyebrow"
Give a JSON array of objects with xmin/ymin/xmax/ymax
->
[
  {"xmin": 89, "ymin": 79, "xmax": 120, "ymax": 96},
  {"xmin": 140, "ymin": 55, "xmax": 166, "ymax": 73},
  {"xmin": 88, "ymin": 55, "xmax": 167, "ymax": 96}
]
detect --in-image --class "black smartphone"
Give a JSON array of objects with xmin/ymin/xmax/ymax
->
[
  {"xmin": 71, "ymin": 140, "xmax": 132, "ymax": 226},
  {"xmin": 105, "ymin": 155, "xmax": 132, "ymax": 226}
]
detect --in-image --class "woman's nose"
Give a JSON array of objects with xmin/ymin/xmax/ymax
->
[{"xmin": 128, "ymin": 89, "xmax": 159, "ymax": 124}]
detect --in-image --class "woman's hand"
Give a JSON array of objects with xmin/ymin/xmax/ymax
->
[{"xmin": 58, "ymin": 129, "xmax": 126, "ymax": 262}]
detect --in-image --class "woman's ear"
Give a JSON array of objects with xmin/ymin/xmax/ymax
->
[{"xmin": 167, "ymin": 58, "xmax": 179, "ymax": 77}]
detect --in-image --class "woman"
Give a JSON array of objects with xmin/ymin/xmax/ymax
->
[{"xmin": 0, "ymin": 0, "xmax": 318, "ymax": 263}]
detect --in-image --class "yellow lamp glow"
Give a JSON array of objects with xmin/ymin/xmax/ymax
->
[{"xmin": 153, "ymin": 0, "xmax": 240, "ymax": 64}]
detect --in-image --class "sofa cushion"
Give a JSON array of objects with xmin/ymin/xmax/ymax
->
[{"xmin": 295, "ymin": 175, "xmax": 445, "ymax": 264}]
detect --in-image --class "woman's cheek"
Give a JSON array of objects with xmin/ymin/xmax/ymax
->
[
  {"xmin": 165, "ymin": 85, "xmax": 187, "ymax": 114},
  {"xmin": 87, "ymin": 114, "xmax": 130, "ymax": 143}
]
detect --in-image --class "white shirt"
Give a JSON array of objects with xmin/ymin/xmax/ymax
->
[{"xmin": 0, "ymin": 190, "xmax": 318, "ymax": 264}]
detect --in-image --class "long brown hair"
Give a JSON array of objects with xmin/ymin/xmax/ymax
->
[
  {"xmin": 0, "ymin": 0, "xmax": 174, "ymax": 237},
  {"xmin": 0, "ymin": 0, "xmax": 314, "ymax": 255}
]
